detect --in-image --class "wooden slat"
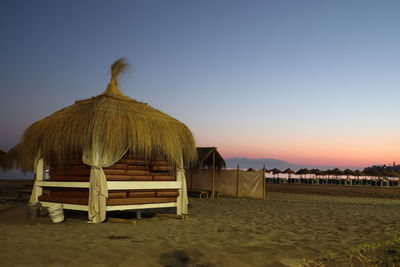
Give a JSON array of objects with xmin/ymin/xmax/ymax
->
[
  {"xmin": 150, "ymin": 160, "xmax": 169, "ymax": 166},
  {"xmin": 106, "ymin": 202, "xmax": 177, "ymax": 211},
  {"xmin": 103, "ymin": 169, "xmax": 126, "ymax": 175},
  {"xmin": 126, "ymin": 159, "xmax": 149, "ymax": 165},
  {"xmin": 48, "ymin": 189, "xmax": 127, "ymax": 199},
  {"xmin": 109, "ymin": 191, "xmax": 128, "ymax": 198},
  {"xmin": 107, "ymin": 197, "xmax": 177, "ymax": 206},
  {"xmin": 126, "ymin": 165, "xmax": 150, "ymax": 170},
  {"xmin": 128, "ymin": 190, "xmax": 156, "ymax": 198},
  {"xmin": 49, "ymin": 189, "xmax": 89, "ymax": 198},
  {"xmin": 37, "ymin": 181, "xmax": 89, "ymax": 188},
  {"xmin": 153, "ymin": 176, "xmax": 176, "ymax": 181},
  {"xmin": 123, "ymin": 154, "xmax": 146, "ymax": 160},
  {"xmin": 129, "ymin": 176, "xmax": 153, "ymax": 181},
  {"xmin": 156, "ymin": 190, "xmax": 179, "ymax": 197},
  {"xmin": 126, "ymin": 170, "xmax": 152, "ymax": 176},
  {"xmin": 151, "ymin": 165, "xmax": 172, "ymax": 171},
  {"xmin": 105, "ymin": 175, "xmax": 134, "ymax": 181},
  {"xmin": 38, "ymin": 195, "xmax": 88, "ymax": 205},
  {"xmin": 51, "ymin": 169, "xmax": 90, "ymax": 176},
  {"xmin": 151, "ymin": 172, "xmax": 171, "ymax": 176},
  {"xmin": 50, "ymin": 176, "xmax": 89, "ymax": 182},
  {"xmin": 107, "ymin": 181, "xmax": 181, "ymax": 190},
  {"xmin": 104, "ymin": 163, "xmax": 127, "ymax": 170}
]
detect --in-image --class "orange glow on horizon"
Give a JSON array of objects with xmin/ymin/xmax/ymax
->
[{"xmin": 197, "ymin": 134, "xmax": 400, "ymax": 168}]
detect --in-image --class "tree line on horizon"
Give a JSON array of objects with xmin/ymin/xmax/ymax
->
[{"xmin": 264, "ymin": 165, "xmax": 400, "ymax": 178}]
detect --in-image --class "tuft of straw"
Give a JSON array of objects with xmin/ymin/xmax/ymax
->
[
  {"xmin": 103, "ymin": 58, "xmax": 130, "ymax": 96},
  {"xmin": 3, "ymin": 59, "xmax": 197, "ymax": 171}
]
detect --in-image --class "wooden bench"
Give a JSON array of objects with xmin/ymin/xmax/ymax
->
[{"xmin": 188, "ymin": 190, "xmax": 209, "ymax": 199}]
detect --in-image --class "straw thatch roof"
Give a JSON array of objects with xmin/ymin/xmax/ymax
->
[
  {"xmin": 0, "ymin": 148, "xmax": 6, "ymax": 171},
  {"xmin": 195, "ymin": 147, "xmax": 225, "ymax": 170},
  {"xmin": 1, "ymin": 145, "xmax": 26, "ymax": 170},
  {"xmin": 4, "ymin": 58, "xmax": 196, "ymax": 170}
]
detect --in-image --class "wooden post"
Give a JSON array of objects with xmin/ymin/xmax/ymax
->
[
  {"xmin": 236, "ymin": 165, "xmax": 239, "ymax": 197},
  {"xmin": 263, "ymin": 165, "xmax": 266, "ymax": 199},
  {"xmin": 211, "ymin": 149, "xmax": 216, "ymax": 200}
]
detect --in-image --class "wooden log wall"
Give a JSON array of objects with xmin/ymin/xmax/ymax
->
[{"xmin": 38, "ymin": 154, "xmax": 179, "ymax": 206}]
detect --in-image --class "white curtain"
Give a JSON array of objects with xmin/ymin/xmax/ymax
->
[
  {"xmin": 82, "ymin": 146, "xmax": 128, "ymax": 223},
  {"xmin": 29, "ymin": 156, "xmax": 42, "ymax": 204},
  {"xmin": 176, "ymin": 159, "xmax": 188, "ymax": 214}
]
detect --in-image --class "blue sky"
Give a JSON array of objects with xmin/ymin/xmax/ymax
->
[{"xmin": 1, "ymin": 0, "xmax": 400, "ymax": 167}]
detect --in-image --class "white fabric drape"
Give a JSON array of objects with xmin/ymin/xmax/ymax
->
[
  {"xmin": 82, "ymin": 146, "xmax": 128, "ymax": 223},
  {"xmin": 237, "ymin": 169, "xmax": 264, "ymax": 199},
  {"xmin": 29, "ymin": 156, "xmax": 41, "ymax": 204},
  {"xmin": 176, "ymin": 160, "xmax": 188, "ymax": 214}
]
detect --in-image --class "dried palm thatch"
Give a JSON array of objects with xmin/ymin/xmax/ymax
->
[
  {"xmin": 0, "ymin": 148, "xmax": 7, "ymax": 171},
  {"xmin": 4, "ymin": 58, "xmax": 196, "ymax": 170},
  {"xmin": 1, "ymin": 145, "xmax": 29, "ymax": 171}
]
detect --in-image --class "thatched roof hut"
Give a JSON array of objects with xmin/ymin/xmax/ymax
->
[
  {"xmin": 7, "ymin": 58, "xmax": 196, "ymax": 169},
  {"xmin": 5, "ymin": 58, "xmax": 196, "ymax": 222},
  {"xmin": 195, "ymin": 147, "xmax": 225, "ymax": 170}
]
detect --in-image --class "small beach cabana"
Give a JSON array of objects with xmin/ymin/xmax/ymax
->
[
  {"xmin": 4, "ymin": 59, "xmax": 196, "ymax": 223},
  {"xmin": 188, "ymin": 148, "xmax": 265, "ymax": 199},
  {"xmin": 189, "ymin": 147, "xmax": 225, "ymax": 199},
  {"xmin": 195, "ymin": 147, "xmax": 226, "ymax": 170}
]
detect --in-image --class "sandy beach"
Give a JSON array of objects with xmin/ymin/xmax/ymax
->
[{"xmin": 1, "ymin": 182, "xmax": 399, "ymax": 267}]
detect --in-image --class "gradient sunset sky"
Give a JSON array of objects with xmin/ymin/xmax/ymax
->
[{"xmin": 1, "ymin": 0, "xmax": 400, "ymax": 168}]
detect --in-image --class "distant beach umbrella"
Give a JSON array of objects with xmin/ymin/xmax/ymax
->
[
  {"xmin": 310, "ymin": 168, "xmax": 323, "ymax": 178},
  {"xmin": 270, "ymin": 168, "xmax": 282, "ymax": 178},
  {"xmin": 283, "ymin": 168, "xmax": 295, "ymax": 178},
  {"xmin": 296, "ymin": 168, "xmax": 310, "ymax": 178},
  {"xmin": 283, "ymin": 168, "xmax": 295, "ymax": 174},
  {"xmin": 324, "ymin": 169, "xmax": 335, "ymax": 178},
  {"xmin": 332, "ymin": 168, "xmax": 344, "ymax": 179},
  {"xmin": 343, "ymin": 169, "xmax": 355, "ymax": 178},
  {"xmin": 353, "ymin": 170, "xmax": 364, "ymax": 177}
]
